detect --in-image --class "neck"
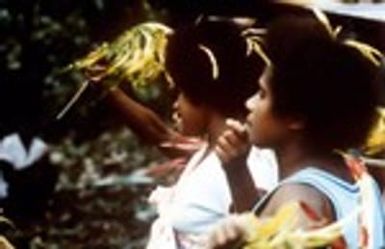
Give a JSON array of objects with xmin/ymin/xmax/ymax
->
[
  {"xmin": 206, "ymin": 112, "xmax": 229, "ymax": 149},
  {"xmin": 275, "ymin": 140, "xmax": 351, "ymax": 182},
  {"xmin": 275, "ymin": 141, "xmax": 308, "ymax": 179}
]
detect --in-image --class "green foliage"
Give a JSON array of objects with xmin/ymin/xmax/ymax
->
[
  {"xmin": 50, "ymin": 127, "xmax": 163, "ymax": 191},
  {"xmin": 0, "ymin": 0, "xmax": 170, "ymax": 248}
]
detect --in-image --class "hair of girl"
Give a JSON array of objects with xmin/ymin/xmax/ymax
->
[
  {"xmin": 266, "ymin": 15, "xmax": 381, "ymax": 150},
  {"xmin": 165, "ymin": 18, "xmax": 267, "ymax": 117},
  {"xmin": 311, "ymin": 8, "xmax": 385, "ymax": 154}
]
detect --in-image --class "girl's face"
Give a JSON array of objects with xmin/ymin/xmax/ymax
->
[
  {"xmin": 245, "ymin": 68, "xmax": 295, "ymax": 148},
  {"xmin": 173, "ymin": 92, "xmax": 207, "ymax": 136}
]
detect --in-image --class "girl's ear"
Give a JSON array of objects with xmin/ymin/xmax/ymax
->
[{"xmin": 287, "ymin": 116, "xmax": 305, "ymax": 131}]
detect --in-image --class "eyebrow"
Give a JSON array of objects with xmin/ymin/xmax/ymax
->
[{"xmin": 259, "ymin": 70, "xmax": 269, "ymax": 90}]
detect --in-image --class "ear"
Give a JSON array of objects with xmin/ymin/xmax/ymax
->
[
  {"xmin": 196, "ymin": 103, "xmax": 212, "ymax": 128},
  {"xmin": 287, "ymin": 117, "xmax": 305, "ymax": 131}
]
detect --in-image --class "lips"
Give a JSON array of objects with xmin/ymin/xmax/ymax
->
[
  {"xmin": 246, "ymin": 113, "xmax": 253, "ymax": 126},
  {"xmin": 172, "ymin": 112, "xmax": 182, "ymax": 131},
  {"xmin": 245, "ymin": 113, "xmax": 255, "ymax": 135}
]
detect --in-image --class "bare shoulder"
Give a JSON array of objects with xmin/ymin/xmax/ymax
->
[{"xmin": 260, "ymin": 183, "xmax": 335, "ymax": 227}]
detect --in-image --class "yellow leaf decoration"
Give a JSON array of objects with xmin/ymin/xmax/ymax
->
[
  {"xmin": 344, "ymin": 40, "xmax": 383, "ymax": 67},
  {"xmin": 239, "ymin": 201, "xmax": 346, "ymax": 249},
  {"xmin": 198, "ymin": 44, "xmax": 219, "ymax": 80},
  {"xmin": 72, "ymin": 22, "xmax": 173, "ymax": 88},
  {"xmin": 242, "ymin": 28, "xmax": 271, "ymax": 67},
  {"xmin": 364, "ymin": 108, "xmax": 385, "ymax": 156},
  {"xmin": 57, "ymin": 22, "xmax": 173, "ymax": 119}
]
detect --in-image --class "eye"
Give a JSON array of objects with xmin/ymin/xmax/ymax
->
[{"xmin": 257, "ymin": 88, "xmax": 266, "ymax": 99}]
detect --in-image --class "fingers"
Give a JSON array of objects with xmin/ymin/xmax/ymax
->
[
  {"xmin": 225, "ymin": 118, "xmax": 247, "ymax": 139},
  {"xmin": 207, "ymin": 216, "xmax": 244, "ymax": 249},
  {"xmin": 216, "ymin": 132, "xmax": 241, "ymax": 163},
  {"xmin": 159, "ymin": 135, "xmax": 204, "ymax": 152},
  {"xmin": 215, "ymin": 119, "xmax": 250, "ymax": 164},
  {"xmin": 84, "ymin": 64, "xmax": 107, "ymax": 82}
]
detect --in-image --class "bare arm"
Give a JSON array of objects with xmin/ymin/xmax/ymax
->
[
  {"xmin": 222, "ymin": 155, "xmax": 262, "ymax": 213},
  {"xmin": 259, "ymin": 184, "xmax": 334, "ymax": 222},
  {"xmin": 215, "ymin": 119, "xmax": 262, "ymax": 212},
  {"xmin": 206, "ymin": 184, "xmax": 339, "ymax": 249},
  {"xmin": 104, "ymin": 87, "xmax": 201, "ymax": 158},
  {"xmin": 105, "ymin": 87, "xmax": 175, "ymax": 145}
]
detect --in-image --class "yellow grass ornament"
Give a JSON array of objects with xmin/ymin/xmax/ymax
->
[{"xmin": 57, "ymin": 22, "xmax": 173, "ymax": 119}]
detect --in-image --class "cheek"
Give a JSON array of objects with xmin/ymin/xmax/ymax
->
[
  {"xmin": 248, "ymin": 108, "xmax": 268, "ymax": 144},
  {"xmin": 248, "ymin": 103, "xmax": 281, "ymax": 147},
  {"xmin": 179, "ymin": 107, "xmax": 205, "ymax": 136},
  {"xmin": 182, "ymin": 118, "xmax": 205, "ymax": 136}
]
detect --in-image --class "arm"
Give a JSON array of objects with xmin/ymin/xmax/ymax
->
[
  {"xmin": 215, "ymin": 119, "xmax": 262, "ymax": 212},
  {"xmin": 105, "ymin": 87, "xmax": 174, "ymax": 145},
  {"xmin": 258, "ymin": 184, "xmax": 334, "ymax": 222},
  {"xmin": 206, "ymin": 184, "xmax": 338, "ymax": 249},
  {"xmin": 222, "ymin": 155, "xmax": 262, "ymax": 213},
  {"xmin": 104, "ymin": 87, "xmax": 201, "ymax": 158}
]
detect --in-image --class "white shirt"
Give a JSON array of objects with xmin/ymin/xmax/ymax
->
[{"xmin": 146, "ymin": 145, "xmax": 278, "ymax": 248}]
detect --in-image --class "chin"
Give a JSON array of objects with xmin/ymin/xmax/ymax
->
[
  {"xmin": 250, "ymin": 135, "xmax": 268, "ymax": 148},
  {"xmin": 249, "ymin": 136, "xmax": 260, "ymax": 146}
]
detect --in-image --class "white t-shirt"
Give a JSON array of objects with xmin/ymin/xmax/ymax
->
[
  {"xmin": 171, "ymin": 146, "xmax": 278, "ymax": 234},
  {"xmin": 146, "ymin": 145, "xmax": 278, "ymax": 248}
]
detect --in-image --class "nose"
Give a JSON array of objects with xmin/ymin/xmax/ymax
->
[
  {"xmin": 173, "ymin": 98, "xmax": 179, "ymax": 110},
  {"xmin": 246, "ymin": 94, "xmax": 258, "ymax": 111}
]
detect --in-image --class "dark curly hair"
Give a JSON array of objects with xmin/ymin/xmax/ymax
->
[
  {"xmin": 165, "ymin": 18, "xmax": 265, "ymax": 117},
  {"xmin": 265, "ymin": 16, "xmax": 381, "ymax": 150}
]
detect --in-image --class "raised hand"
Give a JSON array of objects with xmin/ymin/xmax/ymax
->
[{"xmin": 215, "ymin": 118, "xmax": 250, "ymax": 164}]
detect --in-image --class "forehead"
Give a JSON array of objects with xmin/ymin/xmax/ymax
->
[{"xmin": 259, "ymin": 67, "xmax": 272, "ymax": 89}]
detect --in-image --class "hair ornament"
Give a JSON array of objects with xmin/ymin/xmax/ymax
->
[
  {"xmin": 198, "ymin": 44, "xmax": 220, "ymax": 80},
  {"xmin": 242, "ymin": 28, "xmax": 271, "ymax": 66}
]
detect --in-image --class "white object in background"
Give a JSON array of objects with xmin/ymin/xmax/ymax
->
[
  {"xmin": 0, "ymin": 133, "xmax": 48, "ymax": 170},
  {"xmin": 0, "ymin": 172, "xmax": 8, "ymax": 199}
]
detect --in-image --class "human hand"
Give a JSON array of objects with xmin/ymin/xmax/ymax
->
[
  {"xmin": 83, "ymin": 63, "xmax": 108, "ymax": 83},
  {"xmin": 215, "ymin": 119, "xmax": 250, "ymax": 164},
  {"xmin": 160, "ymin": 134, "xmax": 204, "ymax": 154},
  {"xmin": 205, "ymin": 215, "xmax": 245, "ymax": 249}
]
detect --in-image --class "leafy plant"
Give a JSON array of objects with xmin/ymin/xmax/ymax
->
[{"xmin": 58, "ymin": 22, "xmax": 173, "ymax": 119}]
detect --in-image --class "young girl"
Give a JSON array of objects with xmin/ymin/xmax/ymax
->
[
  {"xmin": 146, "ymin": 19, "xmax": 278, "ymax": 249},
  {"xmin": 207, "ymin": 16, "xmax": 385, "ymax": 248}
]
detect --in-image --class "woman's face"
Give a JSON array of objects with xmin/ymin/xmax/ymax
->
[
  {"xmin": 173, "ymin": 92, "xmax": 207, "ymax": 136},
  {"xmin": 245, "ymin": 68, "xmax": 292, "ymax": 148}
]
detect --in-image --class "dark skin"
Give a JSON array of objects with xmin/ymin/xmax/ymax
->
[
  {"xmin": 250, "ymin": 68, "xmax": 352, "ymax": 228},
  {"xmin": 103, "ymin": 86, "xmax": 203, "ymax": 158},
  {"xmin": 208, "ymin": 68, "xmax": 352, "ymax": 248},
  {"xmin": 222, "ymin": 154, "xmax": 263, "ymax": 213},
  {"xmin": 107, "ymin": 85, "xmax": 262, "ymax": 212},
  {"xmin": 215, "ymin": 119, "xmax": 263, "ymax": 213},
  {"xmin": 104, "ymin": 87, "xmax": 174, "ymax": 145}
]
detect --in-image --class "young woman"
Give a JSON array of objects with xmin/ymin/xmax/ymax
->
[
  {"xmin": 146, "ymin": 19, "xmax": 278, "ymax": 249},
  {"xmin": 207, "ymin": 16, "xmax": 385, "ymax": 249}
]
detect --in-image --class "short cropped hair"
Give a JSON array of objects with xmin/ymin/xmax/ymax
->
[
  {"xmin": 165, "ymin": 18, "xmax": 265, "ymax": 117},
  {"xmin": 266, "ymin": 17, "xmax": 380, "ymax": 150}
]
